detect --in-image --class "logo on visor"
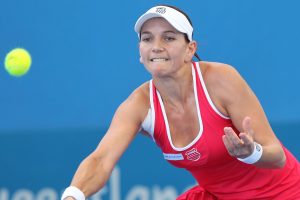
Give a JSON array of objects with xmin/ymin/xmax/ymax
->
[{"xmin": 156, "ymin": 7, "xmax": 166, "ymax": 14}]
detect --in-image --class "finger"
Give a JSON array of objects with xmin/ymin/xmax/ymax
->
[
  {"xmin": 224, "ymin": 127, "xmax": 244, "ymax": 145},
  {"xmin": 242, "ymin": 117, "xmax": 254, "ymax": 137},
  {"xmin": 222, "ymin": 135, "xmax": 235, "ymax": 156},
  {"xmin": 223, "ymin": 127, "xmax": 244, "ymax": 156},
  {"xmin": 222, "ymin": 134, "xmax": 234, "ymax": 148},
  {"xmin": 239, "ymin": 132, "xmax": 253, "ymax": 144},
  {"xmin": 239, "ymin": 132, "xmax": 255, "ymax": 153}
]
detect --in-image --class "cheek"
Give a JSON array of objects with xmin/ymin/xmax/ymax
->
[
  {"xmin": 139, "ymin": 46, "xmax": 147, "ymax": 58},
  {"xmin": 181, "ymin": 47, "xmax": 192, "ymax": 61},
  {"xmin": 172, "ymin": 47, "xmax": 188, "ymax": 60}
]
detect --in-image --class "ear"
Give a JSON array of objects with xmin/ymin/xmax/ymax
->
[
  {"xmin": 138, "ymin": 43, "xmax": 144, "ymax": 63},
  {"xmin": 185, "ymin": 41, "xmax": 197, "ymax": 62},
  {"xmin": 140, "ymin": 56, "xmax": 144, "ymax": 63}
]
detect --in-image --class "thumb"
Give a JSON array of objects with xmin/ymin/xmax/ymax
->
[{"xmin": 242, "ymin": 117, "xmax": 254, "ymax": 137}]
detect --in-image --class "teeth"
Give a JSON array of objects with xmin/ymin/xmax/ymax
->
[{"xmin": 151, "ymin": 58, "xmax": 168, "ymax": 62}]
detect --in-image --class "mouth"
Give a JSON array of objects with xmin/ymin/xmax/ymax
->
[{"xmin": 150, "ymin": 58, "xmax": 169, "ymax": 62}]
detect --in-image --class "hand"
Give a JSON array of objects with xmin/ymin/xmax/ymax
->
[{"xmin": 222, "ymin": 117, "xmax": 255, "ymax": 158}]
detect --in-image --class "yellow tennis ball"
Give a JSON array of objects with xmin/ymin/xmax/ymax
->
[{"xmin": 4, "ymin": 48, "xmax": 32, "ymax": 77}]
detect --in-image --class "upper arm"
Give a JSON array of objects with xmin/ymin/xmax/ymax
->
[
  {"xmin": 90, "ymin": 86, "xmax": 149, "ymax": 171},
  {"xmin": 206, "ymin": 63, "xmax": 280, "ymax": 146}
]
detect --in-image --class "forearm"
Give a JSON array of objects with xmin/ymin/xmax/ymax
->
[
  {"xmin": 69, "ymin": 154, "xmax": 113, "ymax": 198},
  {"xmin": 255, "ymin": 143, "xmax": 286, "ymax": 168}
]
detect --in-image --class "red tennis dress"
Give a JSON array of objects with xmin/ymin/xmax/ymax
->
[{"xmin": 147, "ymin": 62, "xmax": 300, "ymax": 199}]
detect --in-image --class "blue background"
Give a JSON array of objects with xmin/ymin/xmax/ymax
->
[{"xmin": 0, "ymin": 1, "xmax": 299, "ymax": 200}]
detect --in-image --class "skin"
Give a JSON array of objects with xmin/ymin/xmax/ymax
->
[{"xmin": 64, "ymin": 17, "xmax": 286, "ymax": 199}]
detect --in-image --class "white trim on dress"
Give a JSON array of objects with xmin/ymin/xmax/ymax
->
[
  {"xmin": 156, "ymin": 65, "xmax": 203, "ymax": 151},
  {"xmin": 195, "ymin": 62, "xmax": 230, "ymax": 119}
]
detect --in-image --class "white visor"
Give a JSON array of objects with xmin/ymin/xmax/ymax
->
[{"xmin": 134, "ymin": 6, "xmax": 193, "ymax": 41}]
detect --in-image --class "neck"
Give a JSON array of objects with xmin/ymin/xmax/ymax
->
[{"xmin": 153, "ymin": 63, "xmax": 194, "ymax": 107}]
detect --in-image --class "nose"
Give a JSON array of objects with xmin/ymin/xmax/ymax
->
[{"xmin": 152, "ymin": 39, "xmax": 164, "ymax": 53}]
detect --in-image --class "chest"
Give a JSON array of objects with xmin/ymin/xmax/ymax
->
[
  {"xmin": 161, "ymin": 118, "xmax": 233, "ymax": 169},
  {"xmin": 164, "ymin": 103, "xmax": 200, "ymax": 149},
  {"xmin": 151, "ymin": 63, "xmax": 234, "ymax": 168},
  {"xmin": 155, "ymin": 98, "xmax": 234, "ymax": 168}
]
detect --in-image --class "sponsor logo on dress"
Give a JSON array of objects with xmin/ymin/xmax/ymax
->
[
  {"xmin": 163, "ymin": 153, "xmax": 184, "ymax": 160},
  {"xmin": 156, "ymin": 7, "xmax": 166, "ymax": 14},
  {"xmin": 185, "ymin": 148, "xmax": 201, "ymax": 161}
]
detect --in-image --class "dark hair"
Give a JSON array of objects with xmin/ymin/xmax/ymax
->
[{"xmin": 157, "ymin": 4, "xmax": 201, "ymax": 61}]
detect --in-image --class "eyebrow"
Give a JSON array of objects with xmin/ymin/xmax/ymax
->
[{"xmin": 140, "ymin": 30, "xmax": 178, "ymax": 35}]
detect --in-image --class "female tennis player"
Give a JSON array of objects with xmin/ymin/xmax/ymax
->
[{"xmin": 61, "ymin": 5, "xmax": 300, "ymax": 200}]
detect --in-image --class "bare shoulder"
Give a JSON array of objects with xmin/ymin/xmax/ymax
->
[
  {"xmin": 200, "ymin": 61, "xmax": 241, "ymax": 86},
  {"xmin": 125, "ymin": 82, "xmax": 149, "ymax": 107},
  {"xmin": 199, "ymin": 61, "xmax": 249, "ymax": 115},
  {"xmin": 118, "ymin": 82, "xmax": 150, "ymax": 123}
]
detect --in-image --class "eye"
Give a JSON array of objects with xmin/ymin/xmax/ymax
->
[
  {"xmin": 141, "ymin": 35, "xmax": 151, "ymax": 42},
  {"xmin": 164, "ymin": 36, "xmax": 175, "ymax": 41}
]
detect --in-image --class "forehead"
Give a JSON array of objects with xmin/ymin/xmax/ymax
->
[{"xmin": 140, "ymin": 17, "xmax": 177, "ymax": 33}]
